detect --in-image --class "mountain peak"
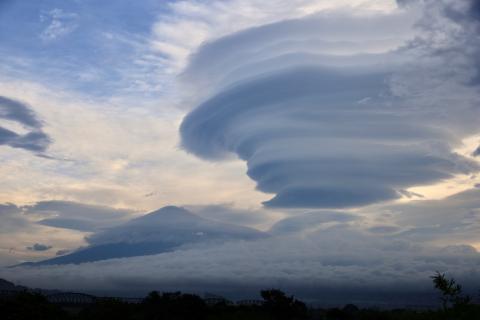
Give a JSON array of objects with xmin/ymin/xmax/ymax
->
[
  {"xmin": 135, "ymin": 206, "xmax": 199, "ymax": 223},
  {"xmin": 19, "ymin": 205, "xmax": 267, "ymax": 266},
  {"xmin": 153, "ymin": 206, "xmax": 192, "ymax": 216}
]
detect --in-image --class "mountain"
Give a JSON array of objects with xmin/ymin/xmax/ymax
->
[
  {"xmin": 0, "ymin": 278, "xmax": 17, "ymax": 290},
  {"xmin": 19, "ymin": 206, "xmax": 267, "ymax": 266}
]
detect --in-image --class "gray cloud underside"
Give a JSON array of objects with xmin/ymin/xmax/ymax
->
[
  {"xmin": 0, "ymin": 96, "xmax": 51, "ymax": 152},
  {"xmin": 186, "ymin": 204, "xmax": 273, "ymax": 228},
  {"xmin": 27, "ymin": 243, "xmax": 52, "ymax": 251},
  {"xmin": 0, "ymin": 203, "xmax": 28, "ymax": 232},
  {"xmin": 25, "ymin": 200, "xmax": 135, "ymax": 232},
  {"xmin": 379, "ymin": 188, "xmax": 480, "ymax": 244},
  {"xmin": 269, "ymin": 211, "xmax": 358, "ymax": 235},
  {"xmin": 0, "ymin": 96, "xmax": 42, "ymax": 128},
  {"xmin": 473, "ymin": 145, "xmax": 480, "ymax": 157},
  {"xmin": 37, "ymin": 218, "xmax": 97, "ymax": 232},
  {"xmin": 180, "ymin": 6, "xmax": 480, "ymax": 208}
]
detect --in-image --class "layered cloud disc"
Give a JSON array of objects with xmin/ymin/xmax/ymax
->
[{"xmin": 180, "ymin": 6, "xmax": 480, "ymax": 208}]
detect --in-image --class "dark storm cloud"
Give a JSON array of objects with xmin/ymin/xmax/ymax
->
[
  {"xmin": 180, "ymin": 8, "xmax": 479, "ymax": 208},
  {"xmin": 26, "ymin": 243, "xmax": 52, "ymax": 251},
  {"xmin": 0, "ymin": 96, "xmax": 51, "ymax": 152}
]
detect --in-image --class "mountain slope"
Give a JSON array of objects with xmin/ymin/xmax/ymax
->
[{"xmin": 22, "ymin": 206, "xmax": 267, "ymax": 266}]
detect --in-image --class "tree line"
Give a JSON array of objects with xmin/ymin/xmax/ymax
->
[{"xmin": 0, "ymin": 273, "xmax": 479, "ymax": 320}]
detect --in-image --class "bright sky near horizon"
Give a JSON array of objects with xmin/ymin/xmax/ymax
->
[{"xmin": 1, "ymin": 0, "xmax": 480, "ymax": 302}]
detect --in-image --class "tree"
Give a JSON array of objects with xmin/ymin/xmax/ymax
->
[
  {"xmin": 260, "ymin": 289, "xmax": 307, "ymax": 320},
  {"xmin": 431, "ymin": 271, "xmax": 471, "ymax": 311},
  {"xmin": 141, "ymin": 291, "xmax": 206, "ymax": 320},
  {"xmin": 0, "ymin": 291, "xmax": 67, "ymax": 320}
]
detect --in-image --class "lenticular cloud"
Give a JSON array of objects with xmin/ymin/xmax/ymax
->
[{"xmin": 180, "ymin": 5, "xmax": 480, "ymax": 208}]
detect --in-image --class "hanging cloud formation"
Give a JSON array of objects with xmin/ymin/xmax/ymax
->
[
  {"xmin": 0, "ymin": 96, "xmax": 51, "ymax": 153},
  {"xmin": 180, "ymin": 2, "xmax": 480, "ymax": 208}
]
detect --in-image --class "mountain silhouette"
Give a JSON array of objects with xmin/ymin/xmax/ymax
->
[{"xmin": 18, "ymin": 206, "xmax": 267, "ymax": 266}]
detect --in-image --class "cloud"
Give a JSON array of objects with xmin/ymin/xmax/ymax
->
[
  {"xmin": 37, "ymin": 218, "xmax": 97, "ymax": 232},
  {"xmin": 27, "ymin": 243, "xmax": 52, "ymax": 251},
  {"xmin": 367, "ymin": 225, "xmax": 401, "ymax": 234},
  {"xmin": 0, "ymin": 96, "xmax": 51, "ymax": 153},
  {"xmin": 180, "ymin": 7, "xmax": 480, "ymax": 208},
  {"xmin": 473, "ymin": 145, "xmax": 480, "ymax": 157},
  {"xmin": 2, "ymin": 189, "xmax": 480, "ymax": 303},
  {"xmin": 375, "ymin": 188, "xmax": 480, "ymax": 245},
  {"xmin": 186, "ymin": 204, "xmax": 276, "ymax": 228},
  {"xmin": 0, "ymin": 203, "xmax": 27, "ymax": 232},
  {"xmin": 270, "ymin": 211, "xmax": 358, "ymax": 235},
  {"xmin": 0, "ymin": 203, "xmax": 21, "ymax": 216},
  {"xmin": 39, "ymin": 8, "xmax": 78, "ymax": 42},
  {"xmin": 55, "ymin": 250, "xmax": 70, "ymax": 256},
  {"xmin": 0, "ymin": 200, "xmax": 136, "ymax": 266},
  {"xmin": 0, "ymin": 96, "xmax": 43, "ymax": 128},
  {"xmin": 25, "ymin": 206, "xmax": 268, "ymax": 265},
  {"xmin": 2, "ymin": 224, "xmax": 479, "ymax": 305},
  {"xmin": 86, "ymin": 206, "xmax": 266, "ymax": 247},
  {"xmin": 26, "ymin": 200, "xmax": 135, "ymax": 232}
]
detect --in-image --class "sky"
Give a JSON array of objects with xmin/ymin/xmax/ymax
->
[{"xmin": 0, "ymin": 0, "xmax": 480, "ymax": 305}]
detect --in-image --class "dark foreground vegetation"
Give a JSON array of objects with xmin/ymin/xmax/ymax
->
[{"xmin": 0, "ymin": 273, "xmax": 479, "ymax": 320}]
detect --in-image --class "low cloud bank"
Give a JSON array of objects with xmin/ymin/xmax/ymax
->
[{"xmin": 2, "ymin": 225, "xmax": 479, "ymax": 305}]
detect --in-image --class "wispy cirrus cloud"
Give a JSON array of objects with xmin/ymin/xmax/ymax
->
[{"xmin": 39, "ymin": 8, "xmax": 79, "ymax": 42}]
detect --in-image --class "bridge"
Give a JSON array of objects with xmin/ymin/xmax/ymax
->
[{"xmin": 47, "ymin": 292, "xmax": 97, "ymax": 305}]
